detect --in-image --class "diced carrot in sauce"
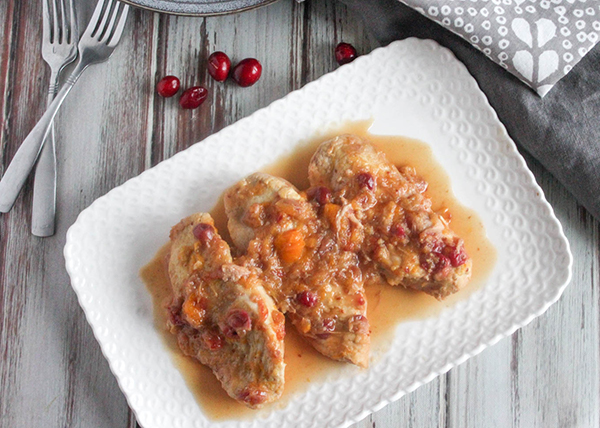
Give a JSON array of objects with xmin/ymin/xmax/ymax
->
[
  {"xmin": 323, "ymin": 203, "xmax": 340, "ymax": 227},
  {"xmin": 274, "ymin": 229, "xmax": 305, "ymax": 264},
  {"xmin": 182, "ymin": 293, "xmax": 206, "ymax": 328}
]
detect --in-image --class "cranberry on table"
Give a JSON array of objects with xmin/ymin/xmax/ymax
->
[
  {"xmin": 232, "ymin": 58, "xmax": 262, "ymax": 87},
  {"xmin": 156, "ymin": 75, "xmax": 180, "ymax": 97},
  {"xmin": 335, "ymin": 42, "xmax": 357, "ymax": 65},
  {"xmin": 179, "ymin": 86, "xmax": 208, "ymax": 109},
  {"xmin": 207, "ymin": 51, "xmax": 231, "ymax": 82}
]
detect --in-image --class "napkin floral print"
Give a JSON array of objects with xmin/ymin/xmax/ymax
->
[{"xmin": 403, "ymin": 0, "xmax": 600, "ymax": 96}]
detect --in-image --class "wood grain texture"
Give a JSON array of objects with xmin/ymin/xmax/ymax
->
[{"xmin": 0, "ymin": 1, "xmax": 598, "ymax": 427}]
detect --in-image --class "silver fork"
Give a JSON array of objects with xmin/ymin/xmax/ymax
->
[
  {"xmin": 0, "ymin": 0, "xmax": 129, "ymax": 214},
  {"xmin": 32, "ymin": 0, "xmax": 79, "ymax": 237}
]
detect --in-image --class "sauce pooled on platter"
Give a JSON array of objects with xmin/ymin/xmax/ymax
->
[{"xmin": 141, "ymin": 121, "xmax": 496, "ymax": 420}]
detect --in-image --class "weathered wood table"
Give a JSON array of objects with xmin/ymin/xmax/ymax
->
[{"xmin": 1, "ymin": 0, "xmax": 598, "ymax": 427}]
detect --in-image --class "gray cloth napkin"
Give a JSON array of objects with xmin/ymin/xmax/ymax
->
[
  {"xmin": 400, "ymin": 0, "xmax": 600, "ymax": 96},
  {"xmin": 340, "ymin": 0, "xmax": 600, "ymax": 220}
]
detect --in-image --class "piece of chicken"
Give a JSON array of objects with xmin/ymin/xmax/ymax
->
[
  {"xmin": 167, "ymin": 213, "xmax": 286, "ymax": 409},
  {"xmin": 225, "ymin": 173, "xmax": 370, "ymax": 367},
  {"xmin": 308, "ymin": 135, "xmax": 472, "ymax": 300}
]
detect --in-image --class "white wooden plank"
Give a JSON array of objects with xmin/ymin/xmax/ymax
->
[
  {"xmin": 509, "ymin": 154, "xmax": 599, "ymax": 428},
  {"xmin": 1, "ymin": 2, "xmax": 155, "ymax": 427}
]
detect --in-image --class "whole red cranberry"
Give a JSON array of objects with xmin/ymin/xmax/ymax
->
[
  {"xmin": 193, "ymin": 223, "xmax": 214, "ymax": 243},
  {"xmin": 227, "ymin": 309, "xmax": 251, "ymax": 330},
  {"xmin": 179, "ymin": 86, "xmax": 208, "ymax": 109},
  {"xmin": 156, "ymin": 75, "xmax": 180, "ymax": 97},
  {"xmin": 322, "ymin": 318, "xmax": 336, "ymax": 332},
  {"xmin": 223, "ymin": 309, "xmax": 252, "ymax": 338},
  {"xmin": 232, "ymin": 58, "xmax": 262, "ymax": 87},
  {"xmin": 307, "ymin": 186, "xmax": 332, "ymax": 206},
  {"xmin": 444, "ymin": 245, "xmax": 468, "ymax": 267},
  {"xmin": 357, "ymin": 172, "xmax": 375, "ymax": 190},
  {"xmin": 297, "ymin": 291, "xmax": 318, "ymax": 308},
  {"xmin": 335, "ymin": 42, "xmax": 357, "ymax": 65},
  {"xmin": 207, "ymin": 51, "xmax": 231, "ymax": 82}
]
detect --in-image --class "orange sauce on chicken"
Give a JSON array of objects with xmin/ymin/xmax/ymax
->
[{"xmin": 141, "ymin": 121, "xmax": 496, "ymax": 420}]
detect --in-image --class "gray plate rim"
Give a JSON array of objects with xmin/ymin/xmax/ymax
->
[{"xmin": 121, "ymin": 0, "xmax": 279, "ymax": 16}]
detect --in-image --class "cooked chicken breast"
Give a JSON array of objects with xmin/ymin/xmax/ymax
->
[
  {"xmin": 225, "ymin": 173, "xmax": 370, "ymax": 367},
  {"xmin": 167, "ymin": 213, "xmax": 286, "ymax": 408},
  {"xmin": 308, "ymin": 135, "xmax": 472, "ymax": 300}
]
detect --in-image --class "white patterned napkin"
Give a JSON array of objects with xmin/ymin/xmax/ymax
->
[{"xmin": 401, "ymin": 0, "xmax": 600, "ymax": 96}]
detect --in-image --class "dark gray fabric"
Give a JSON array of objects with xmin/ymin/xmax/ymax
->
[{"xmin": 340, "ymin": 0, "xmax": 600, "ymax": 220}]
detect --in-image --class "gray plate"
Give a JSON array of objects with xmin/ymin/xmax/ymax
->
[{"xmin": 121, "ymin": 0, "xmax": 279, "ymax": 16}]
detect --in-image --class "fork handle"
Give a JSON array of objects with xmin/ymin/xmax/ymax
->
[
  {"xmin": 31, "ymin": 125, "xmax": 57, "ymax": 236},
  {"xmin": 0, "ymin": 60, "xmax": 88, "ymax": 213},
  {"xmin": 31, "ymin": 70, "xmax": 60, "ymax": 236}
]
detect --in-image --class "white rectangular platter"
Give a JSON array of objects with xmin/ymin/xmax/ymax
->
[{"xmin": 64, "ymin": 38, "xmax": 572, "ymax": 428}]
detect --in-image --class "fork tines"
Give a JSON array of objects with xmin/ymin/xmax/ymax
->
[
  {"xmin": 43, "ymin": 0, "xmax": 76, "ymax": 45},
  {"xmin": 88, "ymin": 0, "xmax": 129, "ymax": 46}
]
